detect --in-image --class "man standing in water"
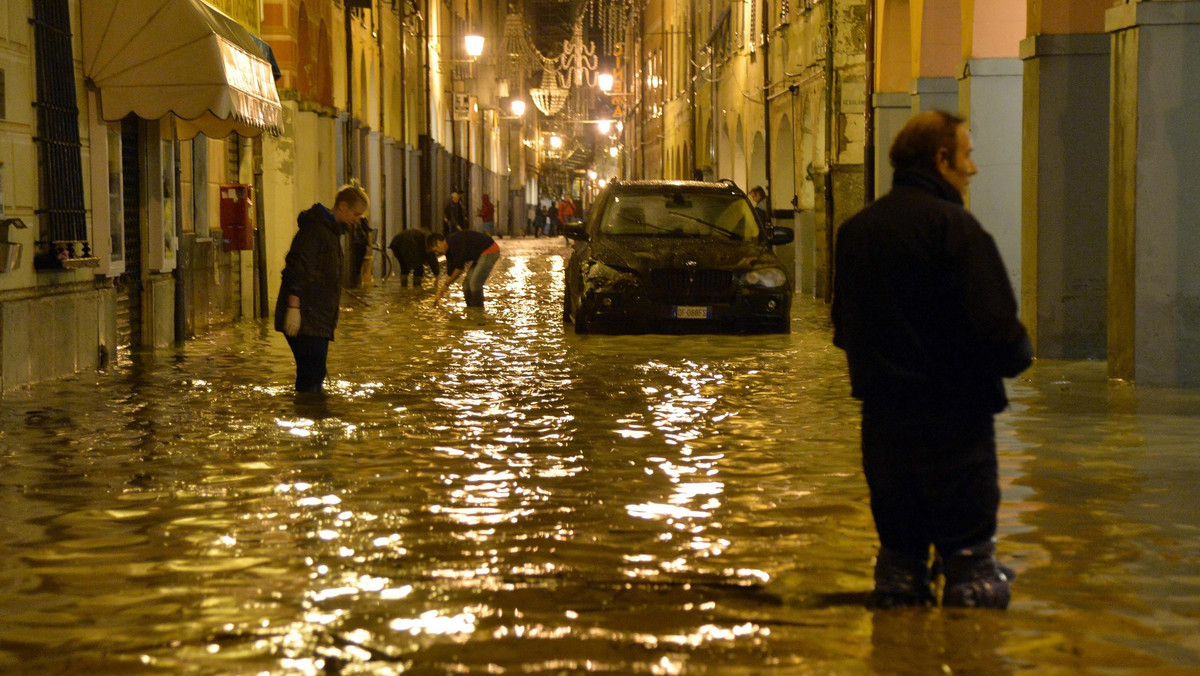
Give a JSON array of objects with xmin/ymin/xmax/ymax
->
[
  {"xmin": 831, "ymin": 110, "xmax": 1031, "ymax": 609},
  {"xmin": 275, "ymin": 182, "xmax": 370, "ymax": 393},
  {"xmin": 429, "ymin": 229, "xmax": 500, "ymax": 308}
]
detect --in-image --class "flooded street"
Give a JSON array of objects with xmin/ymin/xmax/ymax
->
[{"xmin": 2, "ymin": 237, "xmax": 1198, "ymax": 675}]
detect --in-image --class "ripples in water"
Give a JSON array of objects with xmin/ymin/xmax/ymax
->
[{"xmin": 1, "ymin": 239, "xmax": 1198, "ymax": 674}]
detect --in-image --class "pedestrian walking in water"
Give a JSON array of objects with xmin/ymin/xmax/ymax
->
[
  {"xmin": 389, "ymin": 228, "xmax": 440, "ymax": 287},
  {"xmin": 557, "ymin": 194, "xmax": 576, "ymax": 225},
  {"xmin": 443, "ymin": 190, "xmax": 468, "ymax": 234},
  {"xmin": 831, "ymin": 110, "xmax": 1032, "ymax": 609},
  {"xmin": 477, "ymin": 194, "xmax": 496, "ymax": 235},
  {"xmin": 274, "ymin": 182, "xmax": 370, "ymax": 393},
  {"xmin": 429, "ymin": 229, "xmax": 500, "ymax": 308}
]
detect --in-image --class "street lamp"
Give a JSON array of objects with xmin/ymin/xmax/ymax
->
[
  {"xmin": 597, "ymin": 72, "xmax": 614, "ymax": 93},
  {"xmin": 597, "ymin": 119, "xmax": 611, "ymax": 134},
  {"xmin": 464, "ymin": 34, "xmax": 485, "ymax": 58},
  {"xmin": 510, "ymin": 99, "xmax": 526, "ymax": 117}
]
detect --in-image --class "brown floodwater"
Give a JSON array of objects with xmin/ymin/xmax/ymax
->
[{"xmin": 1, "ymin": 238, "xmax": 1197, "ymax": 675}]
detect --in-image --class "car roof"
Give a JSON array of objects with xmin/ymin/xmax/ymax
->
[{"xmin": 605, "ymin": 179, "xmax": 746, "ymax": 196}]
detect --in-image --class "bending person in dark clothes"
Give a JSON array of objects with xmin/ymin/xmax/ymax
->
[
  {"xmin": 388, "ymin": 228, "xmax": 440, "ymax": 287},
  {"xmin": 429, "ymin": 230, "xmax": 500, "ymax": 308}
]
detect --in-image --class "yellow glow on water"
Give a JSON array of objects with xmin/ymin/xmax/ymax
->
[{"xmin": 390, "ymin": 610, "xmax": 477, "ymax": 635}]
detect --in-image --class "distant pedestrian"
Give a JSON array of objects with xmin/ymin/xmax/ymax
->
[
  {"xmin": 430, "ymin": 229, "xmax": 500, "ymax": 308},
  {"xmin": 749, "ymin": 186, "xmax": 770, "ymax": 224},
  {"xmin": 478, "ymin": 193, "xmax": 496, "ymax": 235},
  {"xmin": 388, "ymin": 228, "xmax": 440, "ymax": 287},
  {"xmin": 832, "ymin": 110, "xmax": 1031, "ymax": 609},
  {"xmin": 348, "ymin": 216, "xmax": 372, "ymax": 288},
  {"xmin": 537, "ymin": 204, "xmax": 554, "ymax": 237},
  {"xmin": 442, "ymin": 190, "xmax": 468, "ymax": 234},
  {"xmin": 557, "ymin": 194, "xmax": 577, "ymax": 225},
  {"xmin": 275, "ymin": 182, "xmax": 370, "ymax": 393}
]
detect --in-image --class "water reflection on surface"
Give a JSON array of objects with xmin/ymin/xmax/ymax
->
[{"xmin": 1, "ymin": 238, "xmax": 1198, "ymax": 675}]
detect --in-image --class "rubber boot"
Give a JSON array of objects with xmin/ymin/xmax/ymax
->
[
  {"xmin": 941, "ymin": 540, "xmax": 1014, "ymax": 609},
  {"xmin": 867, "ymin": 547, "xmax": 935, "ymax": 609}
]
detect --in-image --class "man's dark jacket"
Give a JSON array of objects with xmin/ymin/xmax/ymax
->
[
  {"xmin": 831, "ymin": 169, "xmax": 1031, "ymax": 414},
  {"xmin": 444, "ymin": 230, "xmax": 497, "ymax": 275},
  {"xmin": 389, "ymin": 228, "xmax": 440, "ymax": 275},
  {"xmin": 443, "ymin": 199, "xmax": 467, "ymax": 233},
  {"xmin": 274, "ymin": 204, "xmax": 344, "ymax": 340}
]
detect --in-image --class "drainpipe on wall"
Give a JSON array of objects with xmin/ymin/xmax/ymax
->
[
  {"xmin": 761, "ymin": 0, "xmax": 772, "ymax": 207},
  {"xmin": 823, "ymin": 0, "xmax": 835, "ymax": 303},
  {"xmin": 346, "ymin": 5, "xmax": 356, "ymax": 180},
  {"xmin": 422, "ymin": 0, "xmax": 433, "ymax": 230},
  {"xmin": 398, "ymin": 2, "xmax": 409, "ymax": 232},
  {"xmin": 863, "ymin": 0, "xmax": 875, "ymax": 202},
  {"xmin": 173, "ymin": 132, "xmax": 186, "ymax": 342}
]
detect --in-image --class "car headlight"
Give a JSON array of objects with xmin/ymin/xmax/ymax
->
[
  {"xmin": 584, "ymin": 260, "xmax": 639, "ymax": 288},
  {"xmin": 741, "ymin": 267, "xmax": 787, "ymax": 288}
]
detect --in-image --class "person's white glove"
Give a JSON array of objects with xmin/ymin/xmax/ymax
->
[{"xmin": 284, "ymin": 306, "xmax": 301, "ymax": 336}]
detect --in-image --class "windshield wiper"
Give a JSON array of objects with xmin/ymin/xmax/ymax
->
[
  {"xmin": 667, "ymin": 211, "xmax": 744, "ymax": 240},
  {"xmin": 615, "ymin": 214, "xmax": 679, "ymax": 236}
]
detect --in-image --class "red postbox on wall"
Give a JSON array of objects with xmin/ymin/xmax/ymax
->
[{"xmin": 219, "ymin": 184, "xmax": 254, "ymax": 251}]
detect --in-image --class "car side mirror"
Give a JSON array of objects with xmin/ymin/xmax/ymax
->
[
  {"xmin": 564, "ymin": 224, "xmax": 588, "ymax": 241},
  {"xmin": 771, "ymin": 226, "xmax": 795, "ymax": 246}
]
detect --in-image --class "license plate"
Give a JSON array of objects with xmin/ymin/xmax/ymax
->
[{"xmin": 674, "ymin": 306, "xmax": 711, "ymax": 319}]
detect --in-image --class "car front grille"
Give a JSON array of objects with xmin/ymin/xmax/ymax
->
[{"xmin": 648, "ymin": 269, "xmax": 735, "ymax": 303}]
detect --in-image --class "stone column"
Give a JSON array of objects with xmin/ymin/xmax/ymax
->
[
  {"xmin": 872, "ymin": 92, "xmax": 910, "ymax": 198},
  {"xmin": 1107, "ymin": 1, "xmax": 1200, "ymax": 385},
  {"xmin": 910, "ymin": 76, "xmax": 959, "ymax": 113},
  {"xmin": 959, "ymin": 58, "xmax": 1024, "ymax": 298},
  {"xmin": 1019, "ymin": 33, "xmax": 1109, "ymax": 359}
]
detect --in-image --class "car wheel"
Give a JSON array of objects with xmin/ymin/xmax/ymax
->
[
  {"xmin": 562, "ymin": 291, "xmax": 572, "ymax": 323},
  {"xmin": 573, "ymin": 297, "xmax": 591, "ymax": 334}
]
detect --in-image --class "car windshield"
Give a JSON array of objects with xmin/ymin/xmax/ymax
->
[{"xmin": 598, "ymin": 191, "xmax": 760, "ymax": 240}]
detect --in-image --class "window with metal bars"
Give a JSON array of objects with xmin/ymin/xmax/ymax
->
[{"xmin": 32, "ymin": 0, "xmax": 92, "ymax": 267}]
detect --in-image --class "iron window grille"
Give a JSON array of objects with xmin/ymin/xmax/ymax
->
[{"xmin": 32, "ymin": 0, "xmax": 95, "ymax": 269}]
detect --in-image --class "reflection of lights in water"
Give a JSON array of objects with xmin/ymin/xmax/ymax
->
[
  {"xmin": 390, "ymin": 610, "xmax": 477, "ymax": 635},
  {"xmin": 296, "ymin": 494, "xmax": 341, "ymax": 507},
  {"xmin": 626, "ymin": 502, "xmax": 711, "ymax": 519},
  {"xmin": 277, "ymin": 418, "xmax": 314, "ymax": 437}
]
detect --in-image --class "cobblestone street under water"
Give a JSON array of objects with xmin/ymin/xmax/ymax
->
[{"xmin": 1, "ymin": 238, "xmax": 1198, "ymax": 675}]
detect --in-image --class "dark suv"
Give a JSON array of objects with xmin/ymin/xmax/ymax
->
[{"xmin": 563, "ymin": 180, "xmax": 794, "ymax": 334}]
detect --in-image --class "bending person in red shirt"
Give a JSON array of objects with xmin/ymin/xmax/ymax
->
[{"xmin": 429, "ymin": 230, "xmax": 501, "ymax": 308}]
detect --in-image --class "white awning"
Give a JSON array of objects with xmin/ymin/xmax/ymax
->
[{"xmin": 82, "ymin": 0, "xmax": 282, "ymax": 138}]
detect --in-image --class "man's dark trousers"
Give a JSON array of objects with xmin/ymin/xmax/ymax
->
[
  {"xmin": 860, "ymin": 403, "xmax": 999, "ymax": 562},
  {"xmin": 285, "ymin": 334, "xmax": 330, "ymax": 393}
]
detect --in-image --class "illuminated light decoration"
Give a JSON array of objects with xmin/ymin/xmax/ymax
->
[
  {"xmin": 530, "ymin": 63, "xmax": 569, "ymax": 116},
  {"xmin": 597, "ymin": 72, "xmax": 614, "ymax": 92},
  {"xmin": 549, "ymin": 135, "xmax": 563, "ymax": 149},
  {"xmin": 609, "ymin": 146, "xmax": 619, "ymax": 158},
  {"xmin": 598, "ymin": 178, "xmax": 607, "ymax": 187},
  {"xmin": 597, "ymin": 120, "xmax": 611, "ymax": 134},
  {"xmin": 511, "ymin": 100, "xmax": 526, "ymax": 116},
  {"xmin": 559, "ymin": 23, "xmax": 598, "ymax": 87}
]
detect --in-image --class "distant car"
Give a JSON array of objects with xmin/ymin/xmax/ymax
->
[{"xmin": 563, "ymin": 180, "xmax": 794, "ymax": 334}]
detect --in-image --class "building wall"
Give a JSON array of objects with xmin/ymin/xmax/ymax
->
[{"xmin": 0, "ymin": 0, "xmax": 117, "ymax": 392}]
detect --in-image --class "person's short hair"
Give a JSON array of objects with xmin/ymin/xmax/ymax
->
[
  {"xmin": 335, "ymin": 180, "xmax": 370, "ymax": 211},
  {"xmin": 749, "ymin": 186, "xmax": 765, "ymax": 199},
  {"xmin": 427, "ymin": 232, "xmax": 446, "ymax": 250},
  {"xmin": 889, "ymin": 110, "xmax": 966, "ymax": 174}
]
